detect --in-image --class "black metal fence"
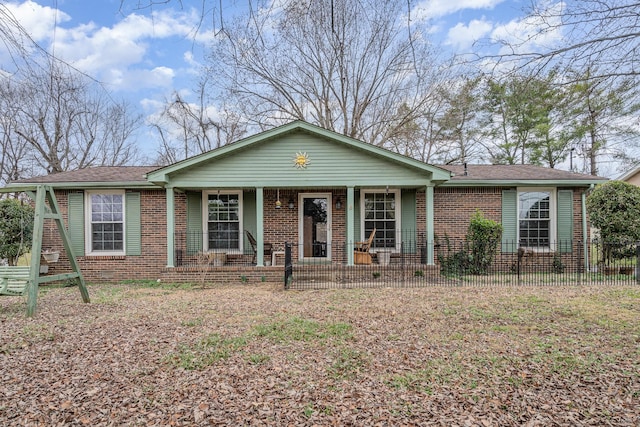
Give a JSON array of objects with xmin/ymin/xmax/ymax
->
[
  {"xmin": 173, "ymin": 230, "xmax": 639, "ymax": 289},
  {"xmin": 174, "ymin": 231, "xmax": 273, "ymax": 267},
  {"xmin": 284, "ymin": 240, "xmax": 640, "ymax": 290}
]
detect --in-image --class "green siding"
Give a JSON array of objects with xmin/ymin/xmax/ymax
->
[
  {"xmin": 243, "ymin": 190, "xmax": 256, "ymax": 251},
  {"xmin": 186, "ymin": 191, "xmax": 202, "ymax": 255},
  {"xmin": 401, "ymin": 189, "xmax": 417, "ymax": 253},
  {"xmin": 125, "ymin": 192, "xmax": 141, "ymax": 256},
  {"xmin": 501, "ymin": 190, "xmax": 517, "ymax": 253},
  {"xmin": 167, "ymin": 131, "xmax": 434, "ymax": 188},
  {"xmin": 68, "ymin": 192, "xmax": 85, "ymax": 256},
  {"xmin": 557, "ymin": 190, "xmax": 573, "ymax": 253}
]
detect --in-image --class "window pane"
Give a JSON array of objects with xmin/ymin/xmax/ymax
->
[
  {"xmin": 519, "ymin": 191, "xmax": 551, "ymax": 247},
  {"xmin": 207, "ymin": 193, "xmax": 240, "ymax": 250},
  {"xmin": 90, "ymin": 193, "xmax": 124, "ymax": 252},
  {"xmin": 364, "ymin": 192, "xmax": 396, "ymax": 249}
]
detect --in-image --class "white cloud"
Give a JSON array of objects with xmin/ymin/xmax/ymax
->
[
  {"xmin": 3, "ymin": 0, "xmax": 68, "ymax": 41},
  {"xmin": 3, "ymin": 2, "xmax": 206, "ymax": 93},
  {"xmin": 490, "ymin": 2, "xmax": 564, "ymax": 56},
  {"xmin": 50, "ymin": 9, "xmax": 198, "ymax": 89},
  {"xmin": 445, "ymin": 18, "xmax": 493, "ymax": 50},
  {"xmin": 411, "ymin": 0, "xmax": 505, "ymax": 22}
]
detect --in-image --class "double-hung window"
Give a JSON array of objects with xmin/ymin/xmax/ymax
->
[
  {"xmin": 362, "ymin": 190, "xmax": 400, "ymax": 251},
  {"xmin": 518, "ymin": 189, "xmax": 555, "ymax": 249},
  {"xmin": 205, "ymin": 191, "xmax": 242, "ymax": 251},
  {"xmin": 86, "ymin": 191, "xmax": 125, "ymax": 254}
]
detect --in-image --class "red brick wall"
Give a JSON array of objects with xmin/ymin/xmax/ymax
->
[
  {"xmin": 45, "ymin": 189, "xmax": 168, "ymax": 283},
  {"xmin": 434, "ymin": 186, "xmax": 589, "ymax": 244},
  {"xmin": 39, "ymin": 186, "xmax": 589, "ymax": 284},
  {"xmin": 434, "ymin": 187, "xmax": 503, "ymax": 241},
  {"xmin": 263, "ymin": 189, "xmax": 347, "ymax": 261}
]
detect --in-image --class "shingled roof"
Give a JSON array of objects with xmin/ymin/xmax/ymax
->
[
  {"xmin": 440, "ymin": 164, "xmax": 604, "ymax": 181},
  {"xmin": 8, "ymin": 166, "xmax": 159, "ymax": 188}
]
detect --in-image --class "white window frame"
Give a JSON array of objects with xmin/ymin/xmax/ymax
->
[
  {"xmin": 360, "ymin": 189, "xmax": 401, "ymax": 252},
  {"xmin": 85, "ymin": 190, "xmax": 126, "ymax": 256},
  {"xmin": 203, "ymin": 190, "xmax": 243, "ymax": 253},
  {"xmin": 517, "ymin": 187, "xmax": 556, "ymax": 251}
]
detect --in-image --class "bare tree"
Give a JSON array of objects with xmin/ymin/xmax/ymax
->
[
  {"xmin": 0, "ymin": 107, "xmax": 31, "ymax": 186},
  {"xmin": 487, "ymin": 0, "xmax": 640, "ymax": 82},
  {"xmin": 0, "ymin": 60, "xmax": 142, "ymax": 176},
  {"xmin": 205, "ymin": 0, "xmax": 443, "ymax": 147},
  {"xmin": 0, "ymin": 2, "xmax": 47, "ymax": 74},
  {"xmin": 149, "ymin": 75, "xmax": 248, "ymax": 163}
]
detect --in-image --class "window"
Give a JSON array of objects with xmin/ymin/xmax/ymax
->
[
  {"xmin": 518, "ymin": 189, "xmax": 555, "ymax": 248},
  {"xmin": 205, "ymin": 191, "xmax": 242, "ymax": 251},
  {"xmin": 362, "ymin": 190, "xmax": 400, "ymax": 250},
  {"xmin": 86, "ymin": 191, "xmax": 125, "ymax": 254}
]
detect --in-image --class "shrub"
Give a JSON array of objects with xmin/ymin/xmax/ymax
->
[
  {"xmin": 466, "ymin": 210, "xmax": 503, "ymax": 274},
  {"xmin": 587, "ymin": 181, "xmax": 640, "ymax": 264},
  {"xmin": 0, "ymin": 198, "xmax": 35, "ymax": 265},
  {"xmin": 437, "ymin": 211, "xmax": 503, "ymax": 276}
]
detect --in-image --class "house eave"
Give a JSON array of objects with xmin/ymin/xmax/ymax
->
[
  {"xmin": 4, "ymin": 181, "xmax": 161, "ymax": 190},
  {"xmin": 441, "ymin": 179, "xmax": 608, "ymax": 187}
]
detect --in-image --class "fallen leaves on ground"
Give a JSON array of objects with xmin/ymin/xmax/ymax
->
[{"xmin": 1, "ymin": 283, "xmax": 638, "ymax": 426}]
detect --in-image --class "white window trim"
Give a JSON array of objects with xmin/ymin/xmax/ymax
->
[
  {"xmin": 85, "ymin": 189, "xmax": 126, "ymax": 256},
  {"xmin": 517, "ymin": 187, "xmax": 556, "ymax": 252},
  {"xmin": 360, "ymin": 189, "xmax": 402, "ymax": 253},
  {"xmin": 202, "ymin": 190, "xmax": 243, "ymax": 254}
]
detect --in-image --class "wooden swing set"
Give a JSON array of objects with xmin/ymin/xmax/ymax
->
[{"xmin": 0, "ymin": 185, "xmax": 89, "ymax": 316}]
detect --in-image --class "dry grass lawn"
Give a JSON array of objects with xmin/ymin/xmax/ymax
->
[{"xmin": 1, "ymin": 282, "xmax": 639, "ymax": 426}]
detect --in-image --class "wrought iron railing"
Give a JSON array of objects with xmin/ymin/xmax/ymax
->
[
  {"xmin": 284, "ymin": 239, "xmax": 640, "ymax": 289},
  {"xmin": 173, "ymin": 231, "xmax": 639, "ymax": 289}
]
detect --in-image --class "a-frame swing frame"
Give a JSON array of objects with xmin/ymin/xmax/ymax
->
[{"xmin": 0, "ymin": 184, "xmax": 90, "ymax": 316}]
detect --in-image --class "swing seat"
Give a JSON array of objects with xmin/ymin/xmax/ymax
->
[{"xmin": 0, "ymin": 266, "xmax": 31, "ymax": 296}]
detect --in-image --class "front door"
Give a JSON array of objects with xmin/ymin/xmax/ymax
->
[{"xmin": 298, "ymin": 193, "xmax": 332, "ymax": 260}]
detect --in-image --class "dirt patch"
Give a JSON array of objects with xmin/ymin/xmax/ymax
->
[{"xmin": 1, "ymin": 283, "xmax": 638, "ymax": 425}]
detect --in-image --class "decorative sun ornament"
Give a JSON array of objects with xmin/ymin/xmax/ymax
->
[{"xmin": 293, "ymin": 151, "xmax": 310, "ymax": 169}]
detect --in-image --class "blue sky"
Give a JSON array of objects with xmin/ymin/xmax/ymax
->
[{"xmin": 2, "ymin": 0, "xmax": 547, "ymax": 111}]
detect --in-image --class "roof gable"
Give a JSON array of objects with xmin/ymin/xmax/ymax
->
[{"xmin": 146, "ymin": 121, "xmax": 451, "ymax": 188}]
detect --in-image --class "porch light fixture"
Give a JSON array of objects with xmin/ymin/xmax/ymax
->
[
  {"xmin": 288, "ymin": 198, "xmax": 295, "ymax": 209},
  {"xmin": 276, "ymin": 189, "xmax": 282, "ymax": 209},
  {"xmin": 335, "ymin": 198, "xmax": 342, "ymax": 210}
]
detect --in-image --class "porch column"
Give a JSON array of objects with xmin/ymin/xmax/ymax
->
[
  {"xmin": 425, "ymin": 185, "xmax": 435, "ymax": 265},
  {"xmin": 346, "ymin": 186, "xmax": 355, "ymax": 266},
  {"xmin": 166, "ymin": 187, "xmax": 175, "ymax": 268},
  {"xmin": 256, "ymin": 187, "xmax": 265, "ymax": 266}
]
